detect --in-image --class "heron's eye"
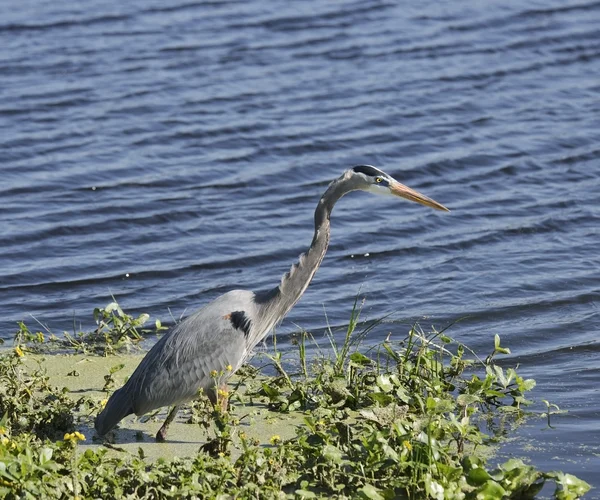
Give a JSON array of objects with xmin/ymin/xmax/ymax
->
[{"xmin": 375, "ymin": 177, "xmax": 383, "ymax": 183}]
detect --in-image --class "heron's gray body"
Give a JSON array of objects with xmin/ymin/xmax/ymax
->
[
  {"xmin": 95, "ymin": 166, "xmax": 448, "ymax": 439},
  {"xmin": 95, "ymin": 291, "xmax": 260, "ymax": 435}
]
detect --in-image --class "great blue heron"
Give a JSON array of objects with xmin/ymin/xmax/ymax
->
[{"xmin": 95, "ymin": 165, "xmax": 449, "ymax": 441}]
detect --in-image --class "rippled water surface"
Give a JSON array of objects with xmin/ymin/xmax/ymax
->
[{"xmin": 1, "ymin": 0, "xmax": 599, "ymax": 488}]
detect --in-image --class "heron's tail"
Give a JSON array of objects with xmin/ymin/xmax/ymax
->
[{"xmin": 94, "ymin": 387, "xmax": 134, "ymax": 437}]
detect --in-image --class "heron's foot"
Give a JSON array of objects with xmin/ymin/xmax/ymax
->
[{"xmin": 155, "ymin": 426, "xmax": 168, "ymax": 442}]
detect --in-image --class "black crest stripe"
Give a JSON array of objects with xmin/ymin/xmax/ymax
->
[
  {"xmin": 352, "ymin": 165, "xmax": 384, "ymax": 177},
  {"xmin": 230, "ymin": 311, "xmax": 252, "ymax": 337}
]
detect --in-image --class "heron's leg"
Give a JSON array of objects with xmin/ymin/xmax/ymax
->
[{"xmin": 156, "ymin": 405, "xmax": 180, "ymax": 442}]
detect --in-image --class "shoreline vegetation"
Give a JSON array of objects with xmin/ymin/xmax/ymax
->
[{"xmin": 0, "ymin": 300, "xmax": 591, "ymax": 499}]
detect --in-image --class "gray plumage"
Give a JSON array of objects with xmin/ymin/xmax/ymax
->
[{"xmin": 95, "ymin": 166, "xmax": 448, "ymax": 440}]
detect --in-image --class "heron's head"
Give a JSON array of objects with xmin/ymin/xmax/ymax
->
[{"xmin": 349, "ymin": 165, "xmax": 449, "ymax": 211}]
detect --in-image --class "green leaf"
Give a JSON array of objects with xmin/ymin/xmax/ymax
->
[
  {"xmin": 462, "ymin": 455, "xmax": 483, "ymax": 471},
  {"xmin": 137, "ymin": 313, "xmax": 150, "ymax": 325},
  {"xmin": 484, "ymin": 389, "xmax": 507, "ymax": 399},
  {"xmin": 467, "ymin": 467, "xmax": 492, "ymax": 486},
  {"xmin": 426, "ymin": 396, "xmax": 438, "ymax": 411},
  {"xmin": 109, "ymin": 363, "xmax": 125, "ymax": 375},
  {"xmin": 476, "ymin": 480, "xmax": 507, "ymax": 499},
  {"xmin": 368, "ymin": 392, "xmax": 393, "ymax": 405},
  {"xmin": 322, "ymin": 444, "xmax": 343, "ymax": 464},
  {"xmin": 497, "ymin": 405, "xmax": 521, "ymax": 413},
  {"xmin": 519, "ymin": 378, "xmax": 537, "ymax": 391},
  {"xmin": 499, "ymin": 457, "xmax": 524, "ymax": 469},
  {"xmin": 424, "ymin": 474, "xmax": 444, "ymax": 500},
  {"xmin": 394, "ymin": 386, "xmax": 410, "ymax": 403},
  {"xmin": 382, "ymin": 444, "xmax": 399, "ymax": 462},
  {"xmin": 261, "ymin": 382, "xmax": 281, "ymax": 401},
  {"xmin": 358, "ymin": 484, "xmax": 385, "ymax": 500},
  {"xmin": 376, "ymin": 374, "xmax": 393, "ymax": 393},
  {"xmin": 104, "ymin": 302, "xmax": 120, "ymax": 314},
  {"xmin": 349, "ymin": 352, "xmax": 372, "ymax": 365},
  {"xmin": 38, "ymin": 447, "xmax": 53, "ymax": 464},
  {"xmin": 545, "ymin": 471, "xmax": 591, "ymax": 499},
  {"xmin": 295, "ymin": 490, "xmax": 317, "ymax": 499},
  {"xmin": 457, "ymin": 394, "xmax": 481, "ymax": 406}
]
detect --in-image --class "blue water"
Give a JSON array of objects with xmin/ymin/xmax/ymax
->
[{"xmin": 1, "ymin": 0, "xmax": 599, "ymax": 490}]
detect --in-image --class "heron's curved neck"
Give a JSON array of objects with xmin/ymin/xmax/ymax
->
[{"xmin": 254, "ymin": 175, "xmax": 353, "ymax": 332}]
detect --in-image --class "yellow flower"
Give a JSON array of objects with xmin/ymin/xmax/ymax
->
[
  {"xmin": 100, "ymin": 399, "xmax": 108, "ymax": 408},
  {"xmin": 403, "ymin": 440, "xmax": 412, "ymax": 451},
  {"xmin": 0, "ymin": 426, "xmax": 6, "ymax": 436},
  {"xmin": 217, "ymin": 389, "xmax": 229, "ymax": 399},
  {"xmin": 1, "ymin": 437, "xmax": 9, "ymax": 446},
  {"xmin": 269, "ymin": 435, "xmax": 281, "ymax": 445},
  {"xmin": 226, "ymin": 364, "xmax": 233, "ymax": 372},
  {"xmin": 14, "ymin": 346, "xmax": 24, "ymax": 358},
  {"xmin": 210, "ymin": 370, "xmax": 218, "ymax": 378},
  {"xmin": 64, "ymin": 432, "xmax": 86, "ymax": 443}
]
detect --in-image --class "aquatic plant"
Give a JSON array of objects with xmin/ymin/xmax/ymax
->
[
  {"xmin": 0, "ymin": 301, "xmax": 591, "ymax": 499},
  {"xmin": 13, "ymin": 300, "xmax": 166, "ymax": 356}
]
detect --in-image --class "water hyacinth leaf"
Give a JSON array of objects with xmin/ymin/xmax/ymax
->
[
  {"xmin": 322, "ymin": 444, "xmax": 343, "ymax": 463},
  {"xmin": 349, "ymin": 352, "xmax": 371, "ymax": 365},
  {"xmin": 476, "ymin": 480, "xmax": 507, "ymax": 499},
  {"xmin": 424, "ymin": 474, "xmax": 445, "ymax": 500},
  {"xmin": 360, "ymin": 409, "xmax": 379, "ymax": 423},
  {"xmin": 462, "ymin": 455, "xmax": 483, "ymax": 470},
  {"xmin": 376, "ymin": 374, "xmax": 393, "ymax": 393},
  {"xmin": 358, "ymin": 484, "xmax": 385, "ymax": 500},
  {"xmin": 261, "ymin": 383, "xmax": 281, "ymax": 402},
  {"xmin": 38, "ymin": 447, "xmax": 53, "ymax": 464},
  {"xmin": 368, "ymin": 392, "xmax": 393, "ymax": 405},
  {"xmin": 382, "ymin": 444, "xmax": 399, "ymax": 462},
  {"xmin": 457, "ymin": 393, "xmax": 480, "ymax": 406},
  {"xmin": 394, "ymin": 385, "xmax": 410, "ymax": 403},
  {"xmin": 467, "ymin": 467, "xmax": 492, "ymax": 486},
  {"xmin": 426, "ymin": 396, "xmax": 437, "ymax": 411},
  {"xmin": 295, "ymin": 490, "xmax": 317, "ymax": 499},
  {"xmin": 545, "ymin": 471, "xmax": 591, "ymax": 499},
  {"xmin": 500, "ymin": 460, "xmax": 544, "ymax": 495}
]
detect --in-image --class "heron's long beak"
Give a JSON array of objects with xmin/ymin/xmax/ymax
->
[{"xmin": 390, "ymin": 180, "xmax": 450, "ymax": 212}]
